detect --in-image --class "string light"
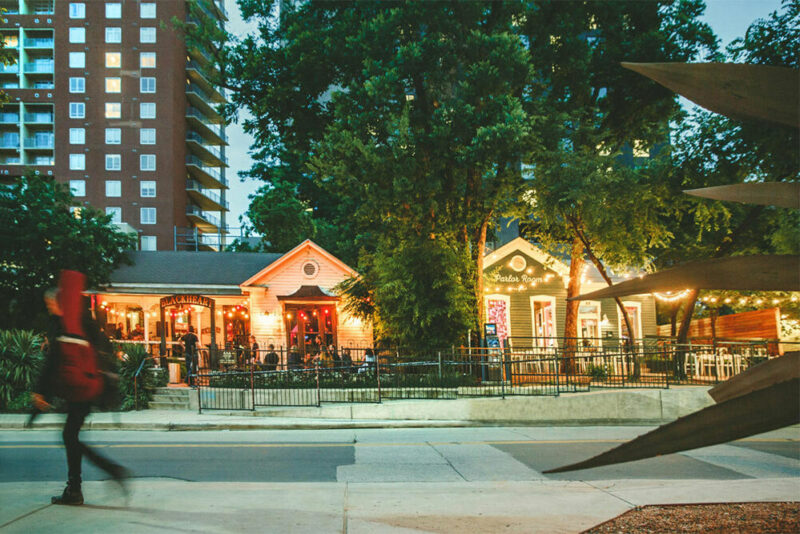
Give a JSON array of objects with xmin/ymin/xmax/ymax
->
[{"xmin": 653, "ymin": 290, "xmax": 690, "ymax": 303}]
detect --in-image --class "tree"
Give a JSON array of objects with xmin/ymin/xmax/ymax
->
[
  {"xmin": 0, "ymin": 174, "xmax": 135, "ymax": 330},
  {"xmin": 515, "ymin": 0, "xmax": 717, "ymax": 365},
  {"xmin": 245, "ymin": 180, "xmax": 316, "ymax": 252}
]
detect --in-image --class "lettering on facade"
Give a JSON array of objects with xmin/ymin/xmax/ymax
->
[
  {"xmin": 160, "ymin": 294, "xmax": 213, "ymax": 309},
  {"xmin": 490, "ymin": 273, "xmax": 543, "ymax": 284}
]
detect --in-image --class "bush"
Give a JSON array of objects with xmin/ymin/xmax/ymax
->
[
  {"xmin": 0, "ymin": 330, "xmax": 44, "ymax": 412},
  {"xmin": 585, "ymin": 363, "xmax": 610, "ymax": 381},
  {"xmin": 117, "ymin": 343, "xmax": 155, "ymax": 410}
]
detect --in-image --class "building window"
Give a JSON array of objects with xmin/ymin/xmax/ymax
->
[
  {"xmin": 105, "ymin": 180, "xmax": 121, "ymax": 197},
  {"xmin": 139, "ymin": 103, "xmax": 156, "ymax": 119},
  {"xmin": 69, "ymin": 128, "xmax": 85, "ymax": 144},
  {"xmin": 69, "ymin": 180, "xmax": 85, "ymax": 197},
  {"xmin": 618, "ymin": 301, "xmax": 643, "ymax": 340},
  {"xmin": 140, "ymin": 3, "xmax": 156, "ymax": 19},
  {"xmin": 105, "ymin": 2, "xmax": 121, "ymax": 18},
  {"xmin": 140, "ymin": 128, "xmax": 156, "ymax": 144},
  {"xmin": 69, "ymin": 3, "xmax": 85, "ymax": 18},
  {"xmin": 105, "ymin": 128, "xmax": 121, "ymax": 144},
  {"xmin": 140, "ymin": 77, "xmax": 156, "ymax": 93},
  {"xmin": 140, "ymin": 154, "xmax": 156, "ymax": 171},
  {"xmin": 105, "ymin": 27, "xmax": 121, "ymax": 43},
  {"xmin": 69, "ymin": 27, "xmax": 85, "ymax": 43},
  {"xmin": 139, "ymin": 52, "xmax": 156, "ymax": 68},
  {"xmin": 106, "ymin": 207, "xmax": 122, "ymax": 223},
  {"xmin": 69, "ymin": 102, "xmax": 85, "ymax": 118},
  {"xmin": 68, "ymin": 52, "xmax": 85, "ymax": 69},
  {"xmin": 140, "ymin": 27, "xmax": 156, "ymax": 43},
  {"xmin": 105, "ymin": 154, "xmax": 121, "ymax": 171},
  {"xmin": 69, "ymin": 154, "xmax": 85, "ymax": 170},
  {"xmin": 140, "ymin": 181, "xmax": 156, "ymax": 197},
  {"xmin": 105, "ymin": 103, "xmax": 121, "ymax": 119},
  {"xmin": 140, "ymin": 235, "xmax": 157, "ymax": 251},
  {"xmin": 68, "ymin": 77, "xmax": 85, "ymax": 93},
  {"xmin": 530, "ymin": 295, "xmax": 558, "ymax": 348},
  {"xmin": 105, "ymin": 77, "xmax": 121, "ymax": 93},
  {"xmin": 140, "ymin": 207, "xmax": 156, "ymax": 225},
  {"xmin": 105, "ymin": 52, "xmax": 121, "ymax": 68}
]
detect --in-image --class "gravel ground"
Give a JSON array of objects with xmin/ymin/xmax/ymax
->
[{"xmin": 585, "ymin": 502, "xmax": 800, "ymax": 534}]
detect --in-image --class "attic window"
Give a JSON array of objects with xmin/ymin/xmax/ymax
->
[
  {"xmin": 302, "ymin": 260, "xmax": 319, "ymax": 279},
  {"xmin": 509, "ymin": 255, "xmax": 527, "ymax": 272}
]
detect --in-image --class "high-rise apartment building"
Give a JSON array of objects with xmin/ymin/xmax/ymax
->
[{"xmin": 0, "ymin": 0, "xmax": 229, "ymax": 250}]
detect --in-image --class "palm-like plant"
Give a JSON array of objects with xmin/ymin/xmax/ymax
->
[{"xmin": 0, "ymin": 330, "xmax": 44, "ymax": 410}]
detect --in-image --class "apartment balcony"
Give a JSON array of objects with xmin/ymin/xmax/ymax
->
[
  {"xmin": 23, "ymin": 62, "xmax": 53, "ymax": 75},
  {"xmin": 186, "ymin": 155, "xmax": 227, "ymax": 189},
  {"xmin": 186, "ymin": 131, "xmax": 227, "ymax": 166},
  {"xmin": 186, "ymin": 179, "xmax": 228, "ymax": 211},
  {"xmin": 186, "ymin": 107, "xmax": 226, "ymax": 145},
  {"xmin": 186, "ymin": 61, "xmax": 225, "ymax": 103},
  {"xmin": 0, "ymin": 156, "xmax": 21, "ymax": 164},
  {"xmin": 186, "ymin": 83, "xmax": 224, "ymax": 122},
  {"xmin": 24, "ymin": 136, "xmax": 54, "ymax": 150},
  {"xmin": 0, "ymin": 136, "xmax": 20, "ymax": 149},
  {"xmin": 0, "ymin": 113, "xmax": 19, "ymax": 123},
  {"xmin": 23, "ymin": 112, "xmax": 53, "ymax": 123},
  {"xmin": 0, "ymin": 64, "xmax": 19, "ymax": 74},
  {"xmin": 186, "ymin": 205, "xmax": 221, "ymax": 232},
  {"xmin": 23, "ymin": 38, "xmax": 53, "ymax": 48}
]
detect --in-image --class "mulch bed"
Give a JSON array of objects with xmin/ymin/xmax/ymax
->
[{"xmin": 584, "ymin": 502, "xmax": 800, "ymax": 533}]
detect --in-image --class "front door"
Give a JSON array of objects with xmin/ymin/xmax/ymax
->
[{"xmin": 284, "ymin": 304, "xmax": 337, "ymax": 355}]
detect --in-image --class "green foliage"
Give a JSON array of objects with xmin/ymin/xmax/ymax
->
[
  {"xmin": 246, "ymin": 180, "xmax": 316, "ymax": 252},
  {"xmin": 585, "ymin": 363, "xmax": 610, "ymax": 381},
  {"xmin": 0, "ymin": 173, "xmax": 135, "ymax": 331},
  {"xmin": 117, "ymin": 344, "xmax": 155, "ymax": 411},
  {"xmin": 0, "ymin": 330, "xmax": 44, "ymax": 412}
]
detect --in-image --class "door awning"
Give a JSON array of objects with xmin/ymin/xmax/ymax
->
[{"xmin": 277, "ymin": 285, "xmax": 339, "ymax": 301}]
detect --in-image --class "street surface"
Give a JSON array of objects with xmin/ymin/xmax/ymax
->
[{"xmin": 1, "ymin": 425, "xmax": 799, "ymax": 533}]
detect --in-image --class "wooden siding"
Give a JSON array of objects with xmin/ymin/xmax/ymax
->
[{"xmin": 657, "ymin": 308, "xmax": 781, "ymax": 340}]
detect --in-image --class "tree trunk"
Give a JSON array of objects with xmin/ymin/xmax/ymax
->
[
  {"xmin": 674, "ymin": 288, "xmax": 699, "ymax": 380},
  {"xmin": 562, "ymin": 237, "xmax": 584, "ymax": 374},
  {"xmin": 670, "ymin": 302, "xmax": 680, "ymax": 337},
  {"xmin": 475, "ymin": 215, "xmax": 491, "ymax": 340}
]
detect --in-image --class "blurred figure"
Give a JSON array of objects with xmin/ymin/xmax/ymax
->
[
  {"xmin": 264, "ymin": 344, "xmax": 279, "ymax": 371},
  {"xmin": 288, "ymin": 345, "xmax": 301, "ymax": 370},
  {"xmin": 32, "ymin": 270, "xmax": 130, "ymax": 506},
  {"xmin": 181, "ymin": 326, "xmax": 199, "ymax": 386},
  {"xmin": 249, "ymin": 335, "xmax": 259, "ymax": 365}
]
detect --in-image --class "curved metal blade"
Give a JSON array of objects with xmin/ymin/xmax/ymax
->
[
  {"xmin": 709, "ymin": 352, "xmax": 800, "ymax": 404},
  {"xmin": 544, "ymin": 378, "xmax": 800, "ymax": 474},
  {"xmin": 569, "ymin": 255, "xmax": 800, "ymax": 300},
  {"xmin": 621, "ymin": 62, "xmax": 800, "ymax": 128},
  {"xmin": 684, "ymin": 182, "xmax": 800, "ymax": 210}
]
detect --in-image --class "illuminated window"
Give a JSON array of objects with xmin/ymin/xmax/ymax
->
[
  {"xmin": 105, "ymin": 128, "xmax": 121, "ymax": 144},
  {"xmin": 140, "ymin": 77, "xmax": 156, "ymax": 93},
  {"xmin": 140, "ymin": 128, "xmax": 156, "ymax": 144},
  {"xmin": 105, "ymin": 180, "xmax": 121, "ymax": 197},
  {"xmin": 140, "ymin": 181, "xmax": 156, "ymax": 197},
  {"xmin": 69, "ymin": 154, "xmax": 85, "ymax": 170},
  {"xmin": 69, "ymin": 128, "xmax": 85, "ymax": 144},
  {"xmin": 140, "ymin": 154, "xmax": 156, "ymax": 171},
  {"xmin": 140, "ymin": 3, "xmax": 156, "ymax": 18},
  {"xmin": 69, "ymin": 180, "xmax": 85, "ymax": 197},
  {"xmin": 139, "ymin": 102, "xmax": 155, "ymax": 119},
  {"xmin": 68, "ymin": 77, "xmax": 85, "ymax": 93},
  {"xmin": 140, "ymin": 207, "xmax": 156, "ymax": 225},
  {"xmin": 69, "ymin": 102, "xmax": 85, "ymax": 118},
  {"xmin": 140, "ymin": 27, "xmax": 156, "ymax": 43},
  {"xmin": 69, "ymin": 28, "xmax": 85, "ymax": 43},
  {"xmin": 68, "ymin": 52, "xmax": 85, "ymax": 68},
  {"xmin": 69, "ymin": 3, "xmax": 85, "ymax": 19},
  {"xmin": 140, "ymin": 52, "xmax": 156, "ymax": 68},
  {"xmin": 105, "ymin": 52, "xmax": 121, "ymax": 68},
  {"xmin": 105, "ymin": 154, "xmax": 121, "ymax": 171},
  {"xmin": 105, "ymin": 3, "xmax": 121, "ymax": 18},
  {"xmin": 105, "ymin": 77, "xmax": 122, "ymax": 93},
  {"xmin": 105, "ymin": 102, "xmax": 121, "ymax": 119},
  {"xmin": 105, "ymin": 207, "xmax": 122, "ymax": 223},
  {"xmin": 105, "ymin": 27, "xmax": 121, "ymax": 43},
  {"xmin": 140, "ymin": 236, "xmax": 157, "ymax": 251}
]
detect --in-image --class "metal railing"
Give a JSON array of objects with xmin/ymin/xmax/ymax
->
[
  {"xmin": 186, "ymin": 131, "xmax": 227, "ymax": 163},
  {"xmin": 186, "ymin": 205, "xmax": 220, "ymax": 227},
  {"xmin": 23, "ymin": 62, "xmax": 53, "ymax": 73},
  {"xmin": 23, "ymin": 112, "xmax": 53, "ymax": 123},
  {"xmin": 186, "ymin": 155, "xmax": 226, "ymax": 184},
  {"xmin": 186, "ymin": 179, "xmax": 229, "ymax": 209},
  {"xmin": 24, "ymin": 136, "xmax": 53, "ymax": 149},
  {"xmin": 186, "ymin": 107, "xmax": 227, "ymax": 141},
  {"xmin": 23, "ymin": 38, "xmax": 53, "ymax": 48}
]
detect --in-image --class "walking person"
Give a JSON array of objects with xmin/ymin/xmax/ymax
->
[
  {"xmin": 181, "ymin": 326, "xmax": 199, "ymax": 386},
  {"xmin": 32, "ymin": 270, "xmax": 130, "ymax": 506}
]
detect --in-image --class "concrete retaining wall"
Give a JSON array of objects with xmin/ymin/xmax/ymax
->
[{"xmin": 191, "ymin": 386, "xmax": 715, "ymax": 425}]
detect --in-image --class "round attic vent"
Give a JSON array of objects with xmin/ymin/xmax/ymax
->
[
  {"xmin": 509, "ymin": 255, "xmax": 527, "ymax": 272},
  {"xmin": 302, "ymin": 260, "xmax": 319, "ymax": 279}
]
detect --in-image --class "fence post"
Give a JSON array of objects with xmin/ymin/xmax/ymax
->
[
  {"xmin": 197, "ymin": 371, "xmax": 202, "ymax": 414},
  {"xmin": 500, "ymin": 350, "xmax": 505, "ymax": 399},
  {"xmin": 315, "ymin": 361, "xmax": 321, "ymax": 407},
  {"xmin": 438, "ymin": 351, "xmax": 443, "ymax": 381},
  {"xmin": 250, "ymin": 363, "xmax": 255, "ymax": 411},
  {"xmin": 554, "ymin": 351, "xmax": 560, "ymax": 397},
  {"xmin": 376, "ymin": 352, "xmax": 382, "ymax": 404}
]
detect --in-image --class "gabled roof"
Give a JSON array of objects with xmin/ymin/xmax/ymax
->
[
  {"xmin": 240, "ymin": 239, "xmax": 358, "ymax": 287},
  {"xmin": 107, "ymin": 251, "xmax": 282, "ymax": 288},
  {"xmin": 484, "ymin": 237, "xmax": 570, "ymax": 277}
]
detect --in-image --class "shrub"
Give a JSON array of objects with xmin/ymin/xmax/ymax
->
[
  {"xmin": 117, "ymin": 343, "xmax": 155, "ymax": 410},
  {"xmin": 0, "ymin": 330, "xmax": 44, "ymax": 412},
  {"xmin": 585, "ymin": 363, "xmax": 610, "ymax": 381}
]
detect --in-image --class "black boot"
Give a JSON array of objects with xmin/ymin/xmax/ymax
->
[{"xmin": 51, "ymin": 479, "xmax": 83, "ymax": 505}]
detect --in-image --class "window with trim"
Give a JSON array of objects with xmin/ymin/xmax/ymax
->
[
  {"xmin": 140, "ymin": 207, "xmax": 156, "ymax": 225},
  {"xmin": 69, "ymin": 27, "xmax": 85, "ymax": 43},
  {"xmin": 140, "ymin": 77, "xmax": 156, "ymax": 93},
  {"xmin": 140, "ymin": 52, "xmax": 156, "ymax": 68},
  {"xmin": 140, "ymin": 2, "xmax": 156, "ymax": 18},
  {"xmin": 105, "ymin": 52, "xmax": 121, "ymax": 68},
  {"xmin": 68, "ymin": 52, "xmax": 85, "ymax": 69},
  {"xmin": 105, "ymin": 77, "xmax": 121, "ymax": 93},
  {"xmin": 140, "ymin": 181, "xmax": 156, "ymax": 197},
  {"xmin": 140, "ymin": 235, "xmax": 157, "ymax": 251},
  {"xmin": 140, "ymin": 27, "xmax": 156, "ymax": 43},
  {"xmin": 577, "ymin": 301, "xmax": 602, "ymax": 348},
  {"xmin": 69, "ymin": 180, "xmax": 85, "ymax": 197},
  {"xmin": 105, "ymin": 102, "xmax": 121, "ymax": 119},
  {"xmin": 105, "ymin": 207, "xmax": 122, "ymax": 223},
  {"xmin": 105, "ymin": 128, "xmax": 121, "ymax": 144},
  {"xmin": 140, "ymin": 128, "xmax": 156, "ymax": 144},
  {"xmin": 618, "ymin": 301, "xmax": 642, "ymax": 340},
  {"xmin": 68, "ymin": 77, "xmax": 85, "ymax": 93},
  {"xmin": 105, "ymin": 180, "xmax": 121, "ymax": 197},
  {"xmin": 139, "ymin": 103, "xmax": 155, "ymax": 119},
  {"xmin": 69, "ymin": 3, "xmax": 85, "ymax": 18},
  {"xmin": 69, "ymin": 128, "xmax": 85, "ymax": 144},
  {"xmin": 105, "ymin": 154, "xmax": 121, "ymax": 171},
  {"xmin": 69, "ymin": 102, "xmax": 85, "ymax": 118},
  {"xmin": 105, "ymin": 27, "xmax": 121, "ymax": 43},
  {"xmin": 105, "ymin": 2, "xmax": 121, "ymax": 18},
  {"xmin": 69, "ymin": 154, "xmax": 85, "ymax": 170},
  {"xmin": 140, "ymin": 154, "xmax": 156, "ymax": 171}
]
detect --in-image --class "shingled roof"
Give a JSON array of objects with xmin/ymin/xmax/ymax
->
[{"xmin": 105, "ymin": 251, "xmax": 283, "ymax": 292}]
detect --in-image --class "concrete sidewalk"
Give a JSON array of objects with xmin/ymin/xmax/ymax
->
[{"xmin": 1, "ymin": 478, "xmax": 798, "ymax": 533}]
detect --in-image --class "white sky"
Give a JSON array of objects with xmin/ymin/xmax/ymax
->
[{"xmin": 223, "ymin": 0, "xmax": 785, "ymax": 228}]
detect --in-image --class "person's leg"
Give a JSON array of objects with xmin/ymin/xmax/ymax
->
[
  {"xmin": 53, "ymin": 402, "xmax": 90, "ymax": 505},
  {"xmin": 185, "ymin": 354, "xmax": 192, "ymax": 385}
]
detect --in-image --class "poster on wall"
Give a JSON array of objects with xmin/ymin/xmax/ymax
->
[{"xmin": 486, "ymin": 298, "xmax": 510, "ymax": 346}]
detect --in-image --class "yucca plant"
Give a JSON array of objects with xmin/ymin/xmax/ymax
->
[
  {"xmin": 0, "ymin": 330, "xmax": 44, "ymax": 411},
  {"xmin": 117, "ymin": 343, "xmax": 154, "ymax": 411}
]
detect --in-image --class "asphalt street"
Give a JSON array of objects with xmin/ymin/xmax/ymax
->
[{"xmin": 2, "ymin": 426, "xmax": 798, "ymax": 484}]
